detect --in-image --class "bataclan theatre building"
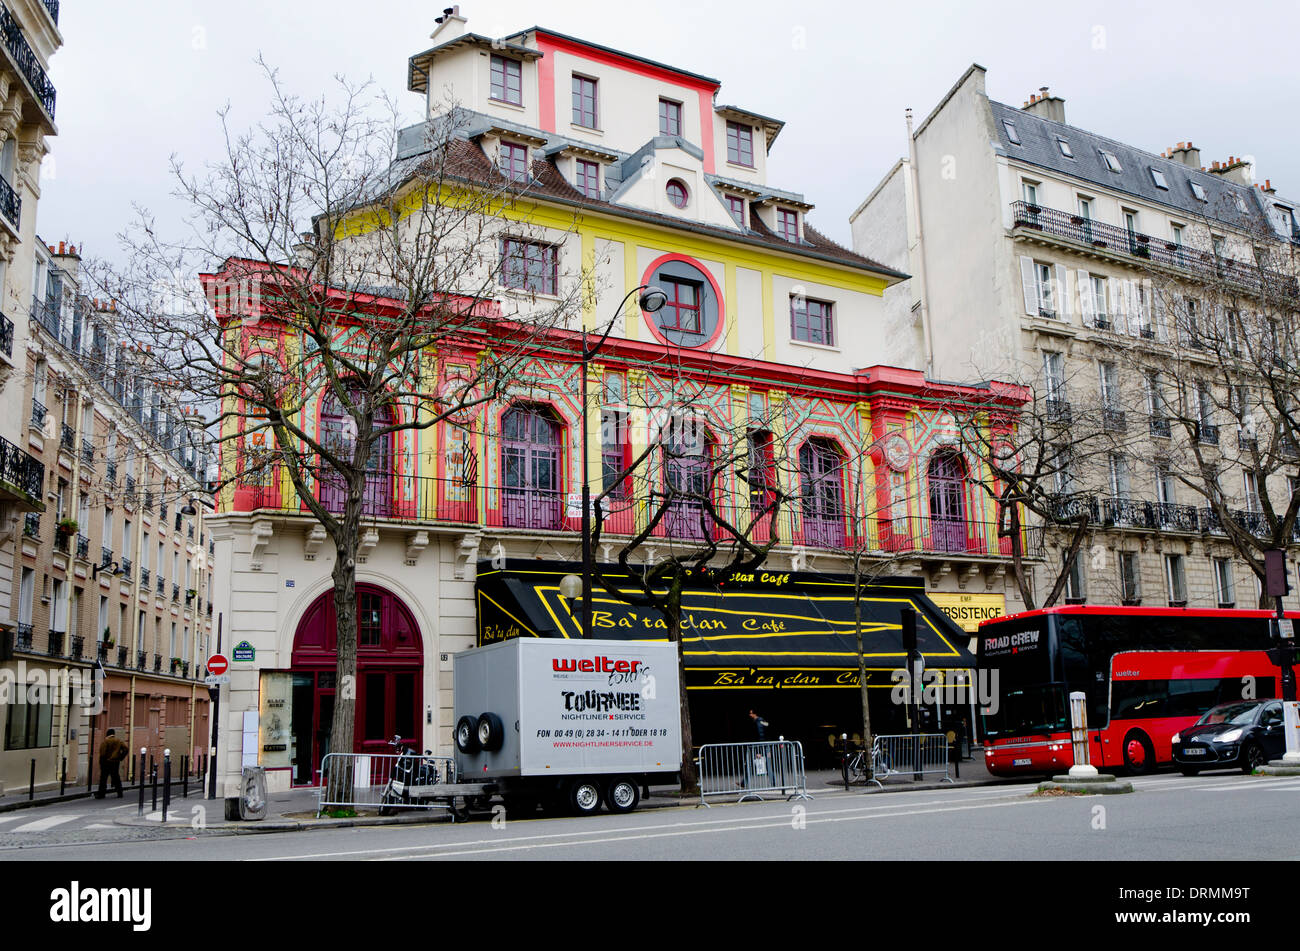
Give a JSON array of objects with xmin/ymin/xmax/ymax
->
[{"xmin": 476, "ymin": 560, "xmax": 981, "ymax": 767}]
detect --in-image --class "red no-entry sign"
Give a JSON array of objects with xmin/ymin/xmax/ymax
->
[{"xmin": 207, "ymin": 654, "xmax": 229, "ymax": 676}]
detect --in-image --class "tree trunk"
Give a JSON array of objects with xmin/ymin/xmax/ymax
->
[
  {"xmin": 665, "ymin": 585, "xmax": 698, "ymax": 795},
  {"xmin": 327, "ymin": 497, "xmax": 361, "ymax": 801},
  {"xmin": 853, "ymin": 565, "xmax": 873, "ymax": 782}
]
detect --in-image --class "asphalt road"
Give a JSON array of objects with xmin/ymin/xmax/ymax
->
[{"xmin": 4, "ymin": 770, "xmax": 1298, "ymax": 861}]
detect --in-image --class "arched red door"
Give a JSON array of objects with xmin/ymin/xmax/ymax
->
[{"xmin": 289, "ymin": 585, "xmax": 423, "ymax": 786}]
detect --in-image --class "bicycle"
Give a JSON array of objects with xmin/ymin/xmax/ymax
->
[{"xmin": 844, "ymin": 740, "xmax": 890, "ymax": 785}]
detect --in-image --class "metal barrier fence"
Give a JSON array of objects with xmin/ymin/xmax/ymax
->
[
  {"xmin": 866, "ymin": 733, "xmax": 954, "ymax": 788},
  {"xmin": 696, "ymin": 739, "xmax": 812, "ymax": 806},
  {"xmin": 316, "ymin": 752, "xmax": 458, "ymax": 817}
]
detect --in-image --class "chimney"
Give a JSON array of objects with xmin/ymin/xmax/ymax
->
[
  {"xmin": 431, "ymin": 5, "xmax": 467, "ymax": 43},
  {"xmin": 1207, "ymin": 155, "xmax": 1254, "ymax": 186},
  {"xmin": 1168, "ymin": 142, "xmax": 1201, "ymax": 168},
  {"xmin": 1021, "ymin": 86, "xmax": 1066, "ymax": 124}
]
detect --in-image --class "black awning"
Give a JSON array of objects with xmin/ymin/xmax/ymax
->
[{"xmin": 475, "ymin": 561, "xmax": 974, "ymax": 686}]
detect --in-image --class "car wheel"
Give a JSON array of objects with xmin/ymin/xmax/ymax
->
[
  {"xmin": 568, "ymin": 778, "xmax": 603, "ymax": 816},
  {"xmin": 455, "ymin": 716, "xmax": 480, "ymax": 754},
  {"xmin": 1122, "ymin": 731, "xmax": 1155, "ymax": 775},
  {"xmin": 476, "ymin": 713, "xmax": 505, "ymax": 753},
  {"xmin": 1178, "ymin": 767, "xmax": 1199, "ymax": 777},
  {"xmin": 1241, "ymin": 742, "xmax": 1267, "ymax": 774},
  {"xmin": 605, "ymin": 776, "xmax": 640, "ymax": 814}
]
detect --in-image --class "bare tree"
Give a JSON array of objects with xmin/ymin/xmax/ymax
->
[{"xmin": 92, "ymin": 64, "xmax": 588, "ymax": 790}]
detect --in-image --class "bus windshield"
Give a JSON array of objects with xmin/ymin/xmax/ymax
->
[{"xmin": 982, "ymin": 683, "xmax": 1069, "ymax": 739}]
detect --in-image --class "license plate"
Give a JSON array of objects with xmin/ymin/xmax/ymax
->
[
  {"xmin": 1182, "ymin": 748, "xmax": 1206, "ymax": 756},
  {"xmin": 1013, "ymin": 757, "xmax": 1032, "ymax": 766}
]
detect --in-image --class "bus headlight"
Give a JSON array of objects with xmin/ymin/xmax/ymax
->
[{"xmin": 1216, "ymin": 728, "xmax": 1243, "ymax": 743}]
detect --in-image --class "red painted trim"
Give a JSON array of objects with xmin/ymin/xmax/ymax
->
[
  {"xmin": 639, "ymin": 253, "xmax": 726, "ymax": 351},
  {"xmin": 535, "ymin": 32, "xmax": 719, "ymax": 94},
  {"xmin": 698, "ymin": 89, "xmax": 715, "ymax": 174},
  {"xmin": 537, "ymin": 47, "xmax": 555, "ymax": 133}
]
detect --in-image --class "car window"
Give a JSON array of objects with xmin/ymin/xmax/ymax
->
[
  {"xmin": 1261, "ymin": 702, "xmax": 1282, "ymax": 725},
  {"xmin": 1197, "ymin": 702, "xmax": 1261, "ymax": 726}
]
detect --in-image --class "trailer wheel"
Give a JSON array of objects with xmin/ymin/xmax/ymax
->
[
  {"xmin": 455, "ymin": 716, "xmax": 480, "ymax": 754},
  {"xmin": 477, "ymin": 712, "xmax": 505, "ymax": 752},
  {"xmin": 568, "ymin": 778, "xmax": 603, "ymax": 816},
  {"xmin": 605, "ymin": 776, "xmax": 640, "ymax": 813}
]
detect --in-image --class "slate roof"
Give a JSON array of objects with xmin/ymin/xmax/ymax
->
[
  {"xmin": 990, "ymin": 100, "xmax": 1268, "ymax": 232},
  {"xmin": 386, "ymin": 115, "xmax": 906, "ymax": 280}
]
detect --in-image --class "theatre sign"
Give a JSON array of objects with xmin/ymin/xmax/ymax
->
[{"xmin": 927, "ymin": 593, "xmax": 1006, "ymax": 633}]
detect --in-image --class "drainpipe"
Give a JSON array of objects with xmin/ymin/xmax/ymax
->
[{"xmin": 905, "ymin": 108, "xmax": 936, "ymax": 378}]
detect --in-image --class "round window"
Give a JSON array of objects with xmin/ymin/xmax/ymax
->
[
  {"xmin": 666, "ymin": 179, "xmax": 689, "ymax": 209},
  {"xmin": 643, "ymin": 257, "xmax": 723, "ymax": 348}
]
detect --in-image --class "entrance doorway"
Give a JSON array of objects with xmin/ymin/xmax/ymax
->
[{"xmin": 288, "ymin": 585, "xmax": 424, "ymax": 786}]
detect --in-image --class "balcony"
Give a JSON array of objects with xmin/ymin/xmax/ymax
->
[
  {"xmin": 106, "ymin": 460, "xmax": 117, "ymax": 484},
  {"xmin": 53, "ymin": 529, "xmax": 68, "ymax": 553},
  {"xmin": 171, "ymin": 583, "xmax": 179, "ymax": 603},
  {"xmin": 0, "ymin": 4, "xmax": 57, "ymax": 120},
  {"xmin": 1045, "ymin": 399, "xmax": 1072, "ymax": 426},
  {"xmin": 1010, "ymin": 201, "xmax": 1299, "ymax": 299},
  {"xmin": 1196, "ymin": 422, "xmax": 1220, "ymax": 446},
  {"xmin": 0, "ymin": 310, "xmax": 11, "ymax": 358},
  {"xmin": 120, "ymin": 556, "xmax": 132, "ymax": 577},
  {"xmin": 23, "ymin": 511, "xmax": 38, "ymax": 537},
  {"xmin": 0, "ymin": 433, "xmax": 42, "ymax": 501},
  {"xmin": 1149, "ymin": 416, "xmax": 1171, "ymax": 438},
  {"xmin": 59, "ymin": 423, "xmax": 74, "ymax": 452},
  {"xmin": 116, "ymin": 645, "xmax": 127, "ymax": 667},
  {"xmin": 1103, "ymin": 497, "xmax": 1156, "ymax": 529},
  {"xmin": 140, "ymin": 566, "xmax": 150, "ymax": 586},
  {"xmin": 14, "ymin": 622, "xmax": 32, "ymax": 651},
  {"xmin": 80, "ymin": 439, "xmax": 94, "ymax": 465},
  {"xmin": 75, "ymin": 533, "xmax": 88, "ymax": 560},
  {"xmin": 1153, "ymin": 502, "xmax": 1201, "ymax": 533},
  {"xmin": 69, "ymin": 635, "xmax": 82, "ymax": 660},
  {"xmin": 1102, "ymin": 407, "xmax": 1127, "ymax": 433},
  {"xmin": 152, "ymin": 654, "xmax": 162, "ymax": 673},
  {"xmin": 136, "ymin": 649, "xmax": 146, "ymax": 670},
  {"xmin": 1048, "ymin": 495, "xmax": 1100, "ymax": 523},
  {"xmin": 156, "ymin": 576, "xmax": 165, "ymax": 596},
  {"xmin": 30, "ymin": 398, "xmax": 44, "ymax": 428},
  {"xmin": 100, "ymin": 545, "xmax": 112, "ymax": 567},
  {"xmin": 0, "ymin": 173, "xmax": 18, "ymax": 232},
  {"xmin": 47, "ymin": 629, "xmax": 63, "ymax": 656}
]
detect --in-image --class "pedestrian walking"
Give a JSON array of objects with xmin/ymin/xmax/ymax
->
[
  {"xmin": 749, "ymin": 709, "xmax": 769, "ymax": 740},
  {"xmin": 740, "ymin": 710, "xmax": 771, "ymax": 789},
  {"xmin": 95, "ymin": 729, "xmax": 128, "ymax": 799}
]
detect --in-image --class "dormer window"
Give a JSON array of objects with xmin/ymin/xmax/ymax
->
[
  {"xmin": 777, "ymin": 208, "xmax": 799, "ymax": 243},
  {"xmin": 1150, "ymin": 168, "xmax": 1169, "ymax": 190},
  {"xmin": 1100, "ymin": 150, "xmax": 1122, "ymax": 173},
  {"xmin": 725, "ymin": 195, "xmax": 746, "ymax": 227},
  {"xmin": 1003, "ymin": 120, "xmax": 1021, "ymax": 145},
  {"xmin": 498, "ymin": 141, "xmax": 529, "ymax": 183},
  {"xmin": 1233, "ymin": 192, "xmax": 1248, "ymax": 213},
  {"xmin": 1057, "ymin": 138, "xmax": 1074, "ymax": 158},
  {"xmin": 490, "ymin": 55, "xmax": 523, "ymax": 106},
  {"xmin": 1190, "ymin": 181, "xmax": 1208, "ymax": 202},
  {"xmin": 575, "ymin": 159, "xmax": 600, "ymax": 199},
  {"xmin": 726, "ymin": 121, "xmax": 754, "ymax": 168}
]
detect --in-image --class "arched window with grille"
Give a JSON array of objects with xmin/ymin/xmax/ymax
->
[
  {"xmin": 799, "ymin": 438, "xmax": 845, "ymax": 548},
  {"xmin": 501, "ymin": 404, "xmax": 563, "ymax": 530},
  {"xmin": 928, "ymin": 451, "xmax": 969, "ymax": 553},
  {"xmin": 319, "ymin": 389, "xmax": 394, "ymax": 516},
  {"xmin": 661, "ymin": 422, "xmax": 713, "ymax": 540}
]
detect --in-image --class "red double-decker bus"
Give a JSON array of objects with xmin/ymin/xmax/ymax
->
[{"xmin": 976, "ymin": 606, "xmax": 1291, "ymax": 777}]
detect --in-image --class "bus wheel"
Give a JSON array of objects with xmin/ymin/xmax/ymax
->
[{"xmin": 1123, "ymin": 732, "xmax": 1155, "ymax": 775}]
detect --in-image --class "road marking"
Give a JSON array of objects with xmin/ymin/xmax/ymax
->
[
  {"xmin": 84, "ymin": 823, "xmax": 117, "ymax": 830},
  {"xmin": 1192, "ymin": 778, "xmax": 1300, "ymax": 792},
  {"xmin": 251, "ymin": 794, "xmax": 1048, "ymax": 861},
  {"xmin": 10, "ymin": 814, "xmax": 83, "ymax": 832},
  {"xmin": 0, "ymin": 815, "xmax": 28, "ymax": 825}
]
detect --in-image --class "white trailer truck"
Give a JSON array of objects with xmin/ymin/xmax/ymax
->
[{"xmin": 452, "ymin": 637, "xmax": 681, "ymax": 816}]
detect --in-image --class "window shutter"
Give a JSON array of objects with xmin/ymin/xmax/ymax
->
[
  {"xmin": 1020, "ymin": 257, "xmax": 1038, "ymax": 316},
  {"xmin": 1153, "ymin": 287, "xmax": 1168, "ymax": 341},
  {"xmin": 1077, "ymin": 270, "xmax": 1094, "ymax": 325},
  {"xmin": 1054, "ymin": 265, "xmax": 1072, "ymax": 321}
]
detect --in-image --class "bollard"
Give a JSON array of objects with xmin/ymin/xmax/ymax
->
[
  {"xmin": 182, "ymin": 756, "xmax": 189, "ymax": 799},
  {"xmin": 1068, "ymin": 691, "xmax": 1098, "ymax": 779},
  {"xmin": 60, "ymin": 756, "xmax": 66, "ymax": 796},
  {"xmin": 162, "ymin": 749, "xmax": 171, "ymax": 823},
  {"xmin": 137, "ymin": 749, "xmax": 147, "ymax": 817},
  {"xmin": 151, "ymin": 763, "xmax": 158, "ymax": 812},
  {"xmin": 840, "ymin": 733, "xmax": 849, "ymax": 788},
  {"xmin": 87, "ymin": 722, "xmax": 96, "ymax": 794},
  {"xmin": 28, "ymin": 758, "xmax": 35, "ymax": 800}
]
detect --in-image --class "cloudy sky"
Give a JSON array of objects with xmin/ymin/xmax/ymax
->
[{"xmin": 38, "ymin": 0, "xmax": 1300, "ymax": 262}]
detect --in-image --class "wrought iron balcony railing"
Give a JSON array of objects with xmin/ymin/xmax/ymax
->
[
  {"xmin": 23, "ymin": 511, "xmax": 38, "ymax": 537},
  {"xmin": 30, "ymin": 398, "xmax": 44, "ymax": 428},
  {"xmin": 116, "ymin": 646, "xmax": 127, "ymax": 667},
  {"xmin": 140, "ymin": 566, "xmax": 150, "ymax": 586},
  {"xmin": 47, "ymin": 629, "xmax": 63, "ymax": 656},
  {"xmin": 106, "ymin": 460, "xmax": 117, "ymax": 484},
  {"xmin": 69, "ymin": 635, "xmax": 82, "ymax": 660},
  {"xmin": 40, "ymin": 1, "xmax": 57, "ymax": 27},
  {"xmin": 1011, "ymin": 201, "xmax": 1299, "ymax": 299},
  {"xmin": 152, "ymin": 654, "xmax": 162, "ymax": 673},
  {"xmin": 59, "ymin": 423, "xmax": 74, "ymax": 451},
  {"xmin": 156, "ymin": 576, "xmax": 165, "ymax": 596},
  {"xmin": 1196, "ymin": 422, "xmax": 1220, "ymax": 446},
  {"xmin": 1045, "ymin": 399, "xmax": 1072, "ymax": 425},
  {"xmin": 1149, "ymin": 416, "xmax": 1171, "ymax": 438},
  {"xmin": 0, "ymin": 310, "xmax": 12, "ymax": 358},
  {"xmin": 120, "ymin": 556, "xmax": 132, "ymax": 577},
  {"xmin": 1102, "ymin": 407, "xmax": 1127, "ymax": 433},
  {"xmin": 0, "ymin": 433, "xmax": 42, "ymax": 499},
  {"xmin": 1103, "ymin": 497, "xmax": 1156, "ymax": 529},
  {"xmin": 14, "ymin": 622, "xmax": 32, "ymax": 651},
  {"xmin": 101, "ymin": 546, "xmax": 112, "ymax": 567},
  {"xmin": 171, "ymin": 583, "xmax": 179, "ymax": 602},
  {"xmin": 0, "ymin": 5, "xmax": 57, "ymax": 119},
  {"xmin": 75, "ymin": 533, "xmax": 88, "ymax": 560},
  {"xmin": 0, "ymin": 173, "xmax": 19, "ymax": 231},
  {"xmin": 80, "ymin": 439, "xmax": 93, "ymax": 465},
  {"xmin": 1153, "ymin": 502, "xmax": 1201, "ymax": 533}
]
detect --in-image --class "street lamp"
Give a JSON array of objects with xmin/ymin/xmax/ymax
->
[{"xmin": 578, "ymin": 285, "xmax": 666, "ymax": 638}]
